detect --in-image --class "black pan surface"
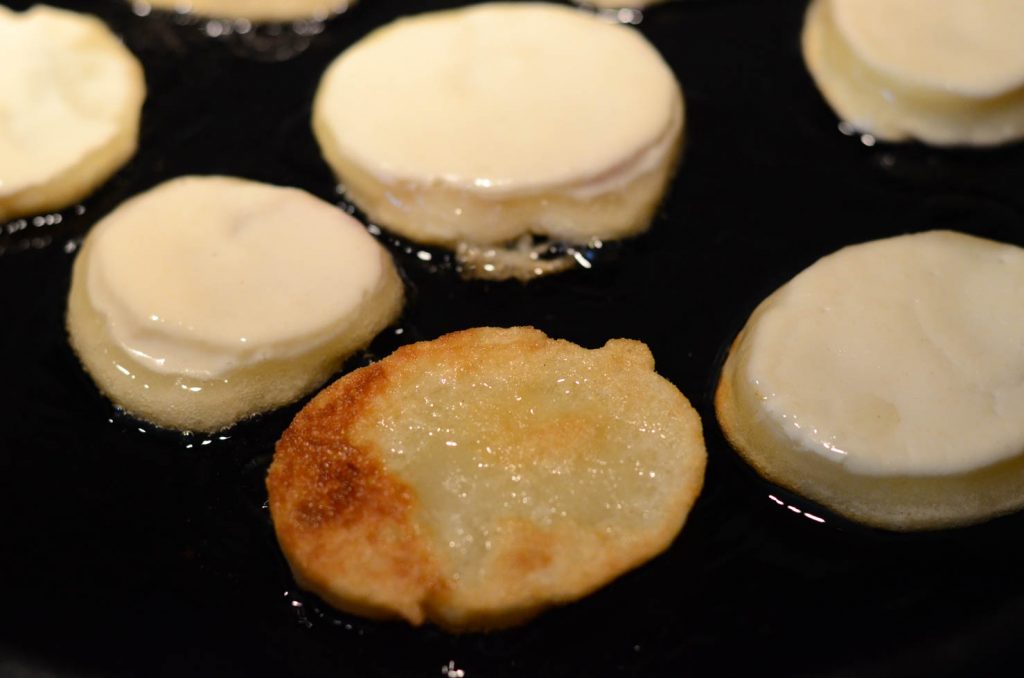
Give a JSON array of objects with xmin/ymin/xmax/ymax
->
[{"xmin": 2, "ymin": 1, "xmax": 1024, "ymax": 676}]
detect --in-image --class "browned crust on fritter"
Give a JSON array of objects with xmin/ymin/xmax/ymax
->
[
  {"xmin": 267, "ymin": 363, "xmax": 446, "ymax": 624},
  {"xmin": 267, "ymin": 330, "xmax": 548, "ymax": 626},
  {"xmin": 269, "ymin": 326, "xmax": 705, "ymax": 628},
  {"xmin": 383, "ymin": 324, "xmax": 551, "ymax": 370}
]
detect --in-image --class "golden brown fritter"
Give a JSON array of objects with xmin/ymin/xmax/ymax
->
[{"xmin": 268, "ymin": 327, "xmax": 706, "ymax": 630}]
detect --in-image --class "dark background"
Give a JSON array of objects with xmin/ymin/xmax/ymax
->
[{"xmin": 2, "ymin": 1, "xmax": 1023, "ymax": 676}]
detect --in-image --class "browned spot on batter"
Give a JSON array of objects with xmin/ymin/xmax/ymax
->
[
  {"xmin": 508, "ymin": 540, "xmax": 554, "ymax": 575},
  {"xmin": 266, "ymin": 327, "xmax": 705, "ymax": 629},
  {"xmin": 268, "ymin": 360, "xmax": 447, "ymax": 623},
  {"xmin": 292, "ymin": 443, "xmax": 412, "ymax": 530},
  {"xmin": 269, "ymin": 362, "xmax": 414, "ymax": 533}
]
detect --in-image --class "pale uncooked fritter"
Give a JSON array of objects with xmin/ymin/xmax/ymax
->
[
  {"xmin": 802, "ymin": 0, "xmax": 1024, "ymax": 146},
  {"xmin": 0, "ymin": 5, "xmax": 145, "ymax": 221},
  {"xmin": 268, "ymin": 327, "xmax": 706, "ymax": 630},
  {"xmin": 67, "ymin": 176, "xmax": 403, "ymax": 432},
  {"xmin": 313, "ymin": 2, "xmax": 684, "ymax": 280},
  {"xmin": 717, "ymin": 231, "xmax": 1024, "ymax": 530}
]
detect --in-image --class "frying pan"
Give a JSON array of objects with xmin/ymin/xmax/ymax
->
[{"xmin": 2, "ymin": 1, "xmax": 1023, "ymax": 675}]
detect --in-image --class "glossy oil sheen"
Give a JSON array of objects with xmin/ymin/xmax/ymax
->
[{"xmin": 1, "ymin": 1, "xmax": 1024, "ymax": 677}]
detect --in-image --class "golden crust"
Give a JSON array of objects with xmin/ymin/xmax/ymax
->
[
  {"xmin": 268, "ymin": 364, "xmax": 444, "ymax": 623},
  {"xmin": 268, "ymin": 327, "xmax": 706, "ymax": 630}
]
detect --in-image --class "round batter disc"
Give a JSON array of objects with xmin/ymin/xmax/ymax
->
[
  {"xmin": 802, "ymin": 0, "xmax": 1024, "ymax": 146},
  {"xmin": 0, "ymin": 5, "xmax": 145, "ymax": 222},
  {"xmin": 67, "ymin": 176, "xmax": 404, "ymax": 432},
  {"xmin": 717, "ymin": 231, "xmax": 1024, "ymax": 530},
  {"xmin": 313, "ymin": 2, "xmax": 683, "ymax": 278}
]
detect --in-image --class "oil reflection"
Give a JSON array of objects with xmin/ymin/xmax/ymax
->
[
  {"xmin": 0, "ymin": 206, "xmax": 81, "ymax": 258},
  {"xmin": 182, "ymin": 434, "xmax": 231, "ymax": 450},
  {"xmin": 837, "ymin": 121, "xmax": 877, "ymax": 147},
  {"xmin": 768, "ymin": 494, "xmax": 826, "ymax": 524},
  {"xmin": 130, "ymin": 1, "xmax": 337, "ymax": 62},
  {"xmin": 573, "ymin": 2, "xmax": 646, "ymax": 25},
  {"xmin": 457, "ymin": 235, "xmax": 606, "ymax": 281},
  {"xmin": 282, "ymin": 588, "xmax": 366, "ymax": 633}
]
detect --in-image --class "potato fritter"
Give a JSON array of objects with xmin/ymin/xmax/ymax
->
[{"xmin": 267, "ymin": 327, "xmax": 705, "ymax": 630}]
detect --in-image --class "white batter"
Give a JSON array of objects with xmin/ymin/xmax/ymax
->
[
  {"xmin": 68, "ymin": 176, "xmax": 404, "ymax": 432},
  {"xmin": 313, "ymin": 2, "xmax": 683, "ymax": 278},
  {"xmin": 717, "ymin": 231, "xmax": 1024, "ymax": 529},
  {"xmin": 0, "ymin": 5, "xmax": 145, "ymax": 221},
  {"xmin": 802, "ymin": 0, "xmax": 1024, "ymax": 145}
]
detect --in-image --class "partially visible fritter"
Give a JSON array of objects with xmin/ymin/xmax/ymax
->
[
  {"xmin": 0, "ymin": 5, "xmax": 144, "ymax": 221},
  {"xmin": 802, "ymin": 0, "xmax": 1024, "ymax": 146}
]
